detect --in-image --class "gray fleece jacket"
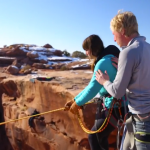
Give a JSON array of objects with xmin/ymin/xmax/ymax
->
[{"xmin": 104, "ymin": 36, "xmax": 150, "ymax": 114}]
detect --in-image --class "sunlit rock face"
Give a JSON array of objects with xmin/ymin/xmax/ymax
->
[
  {"xmin": 0, "ymin": 70, "xmax": 119, "ymax": 150},
  {"xmin": 0, "ymin": 80, "xmax": 19, "ymax": 150},
  {"xmin": 0, "ymin": 74, "xmax": 93, "ymax": 150}
]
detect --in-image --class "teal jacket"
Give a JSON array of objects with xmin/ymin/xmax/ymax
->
[{"xmin": 74, "ymin": 54, "xmax": 128, "ymax": 108}]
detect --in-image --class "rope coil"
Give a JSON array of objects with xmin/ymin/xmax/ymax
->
[{"xmin": 77, "ymin": 98, "xmax": 116, "ymax": 134}]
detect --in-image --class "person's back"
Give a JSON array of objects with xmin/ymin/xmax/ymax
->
[
  {"xmin": 122, "ymin": 36, "xmax": 150, "ymax": 114},
  {"xmin": 95, "ymin": 11, "xmax": 150, "ymax": 150}
]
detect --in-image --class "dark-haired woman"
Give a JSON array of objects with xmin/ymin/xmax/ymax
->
[{"xmin": 64, "ymin": 34, "xmax": 128, "ymax": 150}]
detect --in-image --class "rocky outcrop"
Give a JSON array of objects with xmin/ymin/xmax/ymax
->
[
  {"xmin": 43, "ymin": 44, "xmax": 53, "ymax": 48},
  {"xmin": 5, "ymin": 66, "xmax": 19, "ymax": 75},
  {"xmin": 52, "ymin": 50, "xmax": 63, "ymax": 56},
  {"xmin": 27, "ymin": 51, "xmax": 39, "ymax": 59},
  {"xmin": 0, "ymin": 75, "xmax": 94, "ymax": 150},
  {"xmin": 32, "ymin": 63, "xmax": 46, "ymax": 69},
  {"xmin": 0, "ymin": 70, "xmax": 120, "ymax": 150},
  {"xmin": 0, "ymin": 57, "xmax": 16, "ymax": 64},
  {"xmin": 0, "ymin": 46, "xmax": 27, "ymax": 57},
  {"xmin": 12, "ymin": 60, "xmax": 21, "ymax": 68},
  {"xmin": 0, "ymin": 44, "xmax": 63, "ymax": 69},
  {"xmin": 0, "ymin": 44, "xmax": 90, "ymax": 75}
]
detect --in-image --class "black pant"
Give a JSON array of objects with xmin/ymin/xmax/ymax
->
[{"xmin": 88, "ymin": 107, "xmax": 127, "ymax": 150}]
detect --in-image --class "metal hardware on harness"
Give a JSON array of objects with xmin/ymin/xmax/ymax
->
[
  {"xmin": 114, "ymin": 99, "xmax": 124, "ymax": 150},
  {"xmin": 117, "ymin": 118, "xmax": 124, "ymax": 150},
  {"xmin": 92, "ymin": 96, "xmax": 104, "ymax": 104},
  {"xmin": 115, "ymin": 100, "xmax": 122, "ymax": 118}
]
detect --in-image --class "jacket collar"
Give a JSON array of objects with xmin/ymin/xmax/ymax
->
[{"xmin": 121, "ymin": 36, "xmax": 146, "ymax": 50}]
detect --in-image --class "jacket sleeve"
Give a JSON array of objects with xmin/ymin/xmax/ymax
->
[
  {"xmin": 103, "ymin": 49, "xmax": 135, "ymax": 99},
  {"xmin": 75, "ymin": 59, "xmax": 114, "ymax": 106},
  {"xmin": 74, "ymin": 87, "xmax": 87, "ymax": 100}
]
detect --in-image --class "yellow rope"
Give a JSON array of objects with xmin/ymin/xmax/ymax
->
[
  {"xmin": 77, "ymin": 98, "xmax": 116, "ymax": 134},
  {"xmin": 0, "ymin": 101, "xmax": 93, "ymax": 126},
  {"xmin": 0, "ymin": 107, "xmax": 64, "ymax": 126},
  {"xmin": 0, "ymin": 100, "xmax": 116, "ymax": 134}
]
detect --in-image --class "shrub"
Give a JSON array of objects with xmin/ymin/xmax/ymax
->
[
  {"xmin": 72, "ymin": 51, "xmax": 86, "ymax": 58},
  {"xmin": 60, "ymin": 65, "xmax": 69, "ymax": 71},
  {"xmin": 63, "ymin": 50, "xmax": 70, "ymax": 57}
]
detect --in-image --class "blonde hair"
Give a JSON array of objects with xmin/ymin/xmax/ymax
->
[{"xmin": 110, "ymin": 10, "xmax": 139, "ymax": 37}]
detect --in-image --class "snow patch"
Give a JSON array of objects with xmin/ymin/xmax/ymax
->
[
  {"xmin": 19, "ymin": 47, "xmax": 29, "ymax": 52},
  {"xmin": 48, "ymin": 56, "xmax": 72, "ymax": 61},
  {"xmin": 79, "ymin": 59, "xmax": 89, "ymax": 62},
  {"xmin": 11, "ymin": 65, "xmax": 18, "ymax": 69},
  {"xmin": 71, "ymin": 64, "xmax": 89, "ymax": 68},
  {"xmin": 29, "ymin": 46, "xmax": 47, "ymax": 51},
  {"xmin": 38, "ymin": 54, "xmax": 47, "ymax": 61},
  {"xmin": 49, "ymin": 48, "xmax": 57, "ymax": 52},
  {"xmin": 31, "ymin": 51, "xmax": 38, "ymax": 55}
]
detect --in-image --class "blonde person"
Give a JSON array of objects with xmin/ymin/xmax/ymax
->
[
  {"xmin": 95, "ymin": 11, "xmax": 150, "ymax": 150},
  {"xmin": 64, "ymin": 34, "xmax": 128, "ymax": 150}
]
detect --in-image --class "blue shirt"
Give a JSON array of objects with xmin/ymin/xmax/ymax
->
[{"xmin": 74, "ymin": 54, "xmax": 128, "ymax": 108}]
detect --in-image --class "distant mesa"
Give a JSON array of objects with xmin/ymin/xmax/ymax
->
[
  {"xmin": 0, "ymin": 43, "xmax": 90, "ymax": 75},
  {"xmin": 6, "ymin": 44, "xmax": 37, "ymax": 49}
]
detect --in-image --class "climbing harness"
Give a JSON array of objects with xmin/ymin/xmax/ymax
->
[
  {"xmin": 93, "ymin": 97, "xmax": 125, "ymax": 150},
  {"xmin": 124, "ymin": 112, "xmax": 150, "ymax": 149},
  {"xmin": 115, "ymin": 99, "xmax": 124, "ymax": 150},
  {"xmin": 116, "ymin": 119, "xmax": 124, "ymax": 149},
  {"xmin": 94, "ymin": 96, "xmax": 105, "ymax": 148},
  {"xmin": 93, "ymin": 97, "xmax": 125, "ymax": 149}
]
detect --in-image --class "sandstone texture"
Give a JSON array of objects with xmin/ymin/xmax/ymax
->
[{"xmin": 0, "ymin": 70, "xmax": 118, "ymax": 150}]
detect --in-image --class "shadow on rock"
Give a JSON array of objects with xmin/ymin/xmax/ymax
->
[{"xmin": 0, "ymin": 80, "xmax": 20, "ymax": 150}]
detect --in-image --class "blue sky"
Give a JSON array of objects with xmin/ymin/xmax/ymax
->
[{"xmin": 0, "ymin": 0, "xmax": 149, "ymax": 54}]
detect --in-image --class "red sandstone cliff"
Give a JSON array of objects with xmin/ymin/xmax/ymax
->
[{"xmin": 0, "ymin": 70, "xmax": 119, "ymax": 150}]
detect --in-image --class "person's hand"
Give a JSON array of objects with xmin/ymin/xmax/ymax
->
[
  {"xmin": 95, "ymin": 70, "xmax": 110, "ymax": 85},
  {"xmin": 111, "ymin": 57, "xmax": 118, "ymax": 69},
  {"xmin": 64, "ymin": 100, "xmax": 74, "ymax": 111},
  {"xmin": 70, "ymin": 101, "xmax": 81, "ymax": 114}
]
